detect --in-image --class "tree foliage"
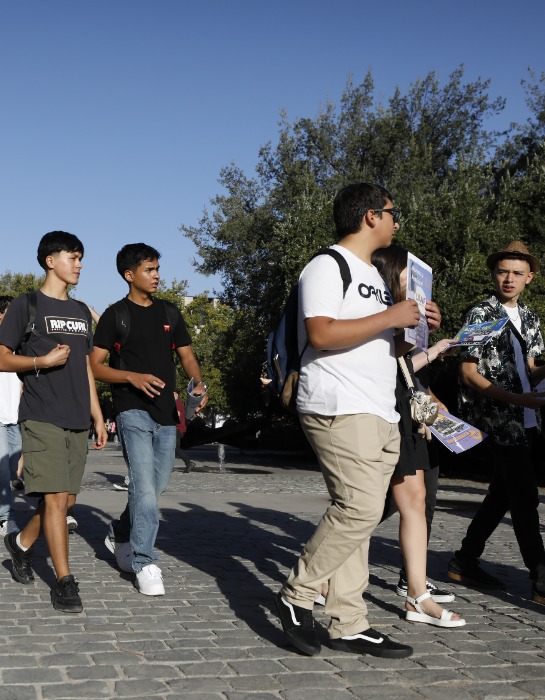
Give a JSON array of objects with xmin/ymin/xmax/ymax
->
[
  {"xmin": 0, "ymin": 271, "xmax": 44, "ymax": 296},
  {"xmin": 182, "ymin": 66, "xmax": 545, "ymax": 420}
]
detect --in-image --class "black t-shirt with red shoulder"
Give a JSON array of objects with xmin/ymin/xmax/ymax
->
[{"xmin": 93, "ymin": 297, "xmax": 191, "ymax": 425}]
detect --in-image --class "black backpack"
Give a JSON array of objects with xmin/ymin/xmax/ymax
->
[
  {"xmin": 266, "ymin": 248, "xmax": 351, "ymax": 412},
  {"xmin": 18, "ymin": 291, "xmax": 92, "ymax": 357}
]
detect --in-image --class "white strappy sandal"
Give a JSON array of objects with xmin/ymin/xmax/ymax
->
[{"xmin": 406, "ymin": 590, "xmax": 466, "ymax": 628}]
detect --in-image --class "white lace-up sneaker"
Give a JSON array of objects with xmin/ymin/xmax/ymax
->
[
  {"xmin": 104, "ymin": 533, "xmax": 133, "ymax": 573},
  {"xmin": 0, "ymin": 520, "xmax": 19, "ymax": 537},
  {"xmin": 136, "ymin": 564, "xmax": 165, "ymax": 596}
]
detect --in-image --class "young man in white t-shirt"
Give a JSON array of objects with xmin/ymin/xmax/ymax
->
[{"xmin": 276, "ymin": 183, "xmax": 423, "ymax": 658}]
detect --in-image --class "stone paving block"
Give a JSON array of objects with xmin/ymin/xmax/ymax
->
[
  {"xmin": 0, "ymin": 685, "xmax": 38, "ymax": 700},
  {"xmin": 0, "ymin": 655, "xmax": 41, "ymax": 669},
  {"xmin": 225, "ymin": 694, "xmax": 281, "ymax": 700},
  {"xmin": 227, "ymin": 675, "xmax": 284, "ymax": 691},
  {"xmin": 228, "ymin": 659, "xmax": 286, "ymax": 675},
  {"xmin": 39, "ymin": 653, "xmax": 92, "ymax": 667},
  {"xmin": 349, "ymin": 687, "xmax": 423, "ymax": 700},
  {"xmin": 91, "ymin": 651, "xmax": 148, "ymax": 665},
  {"xmin": 275, "ymin": 672, "xmax": 346, "ymax": 689},
  {"xmin": 66, "ymin": 665, "xmax": 121, "ymax": 681},
  {"xmin": 41, "ymin": 681, "xmax": 114, "ymax": 698},
  {"xmin": 143, "ymin": 649, "xmax": 203, "ymax": 663},
  {"xmin": 178, "ymin": 661, "xmax": 233, "ymax": 677},
  {"xmin": 112, "ymin": 679, "xmax": 169, "ymax": 696},
  {"xmin": 166, "ymin": 677, "xmax": 231, "ymax": 693},
  {"xmin": 458, "ymin": 683, "xmax": 533, "ymax": 699},
  {"xmin": 418, "ymin": 687, "xmax": 488, "ymax": 700},
  {"xmin": 282, "ymin": 690, "xmax": 365, "ymax": 700},
  {"xmin": 2, "ymin": 667, "xmax": 63, "ymax": 684}
]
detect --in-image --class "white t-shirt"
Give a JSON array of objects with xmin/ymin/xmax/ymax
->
[
  {"xmin": 503, "ymin": 304, "xmax": 537, "ymax": 429},
  {"xmin": 296, "ymin": 245, "xmax": 399, "ymax": 422},
  {"xmin": 0, "ymin": 371, "xmax": 21, "ymax": 425}
]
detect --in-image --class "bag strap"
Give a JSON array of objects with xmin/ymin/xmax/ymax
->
[{"xmin": 398, "ymin": 355, "xmax": 415, "ymax": 391}]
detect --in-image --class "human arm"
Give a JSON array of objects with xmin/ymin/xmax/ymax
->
[
  {"xmin": 175, "ymin": 345, "xmax": 208, "ymax": 414},
  {"xmin": 89, "ymin": 346, "xmax": 168, "ymax": 398},
  {"xmin": 460, "ymin": 358, "xmax": 545, "ymax": 408},
  {"xmin": 0, "ymin": 343, "xmax": 72, "ymax": 373},
  {"xmin": 87, "ymin": 357, "xmax": 107, "ymax": 449},
  {"xmin": 305, "ymin": 299, "xmax": 420, "ymax": 351},
  {"xmin": 411, "ymin": 338, "xmax": 454, "ymax": 372}
]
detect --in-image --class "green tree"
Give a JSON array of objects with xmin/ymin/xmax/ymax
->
[{"xmin": 182, "ymin": 68, "xmax": 508, "ymax": 418}]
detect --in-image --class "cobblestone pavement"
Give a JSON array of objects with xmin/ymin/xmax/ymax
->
[{"xmin": 2, "ymin": 443, "xmax": 545, "ymax": 699}]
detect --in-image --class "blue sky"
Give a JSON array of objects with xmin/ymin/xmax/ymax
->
[{"xmin": 1, "ymin": 0, "xmax": 544, "ymax": 313}]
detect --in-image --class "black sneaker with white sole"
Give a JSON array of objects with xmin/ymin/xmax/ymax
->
[
  {"xmin": 275, "ymin": 591, "xmax": 321, "ymax": 656},
  {"xmin": 396, "ymin": 576, "xmax": 455, "ymax": 603},
  {"xmin": 330, "ymin": 628, "xmax": 413, "ymax": 658},
  {"xmin": 50, "ymin": 575, "xmax": 83, "ymax": 613},
  {"xmin": 4, "ymin": 532, "xmax": 34, "ymax": 584}
]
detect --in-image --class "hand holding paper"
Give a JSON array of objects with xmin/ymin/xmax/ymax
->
[{"xmin": 185, "ymin": 378, "xmax": 208, "ymax": 420}]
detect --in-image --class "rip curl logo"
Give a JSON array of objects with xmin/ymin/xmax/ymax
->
[
  {"xmin": 45, "ymin": 317, "xmax": 89, "ymax": 335},
  {"xmin": 358, "ymin": 284, "xmax": 392, "ymax": 306}
]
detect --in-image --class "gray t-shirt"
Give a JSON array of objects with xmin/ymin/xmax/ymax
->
[{"xmin": 0, "ymin": 291, "xmax": 93, "ymax": 430}]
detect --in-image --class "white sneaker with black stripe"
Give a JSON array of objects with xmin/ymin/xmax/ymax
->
[{"xmin": 396, "ymin": 576, "xmax": 455, "ymax": 603}]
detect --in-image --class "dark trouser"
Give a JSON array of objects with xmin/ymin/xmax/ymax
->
[{"xmin": 457, "ymin": 429, "xmax": 545, "ymax": 579}]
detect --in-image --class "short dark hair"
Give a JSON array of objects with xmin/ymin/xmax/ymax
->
[
  {"xmin": 37, "ymin": 231, "xmax": 84, "ymax": 271},
  {"xmin": 0, "ymin": 295, "xmax": 14, "ymax": 314},
  {"xmin": 333, "ymin": 183, "xmax": 393, "ymax": 239},
  {"xmin": 116, "ymin": 243, "xmax": 161, "ymax": 280},
  {"xmin": 371, "ymin": 244, "xmax": 408, "ymax": 304}
]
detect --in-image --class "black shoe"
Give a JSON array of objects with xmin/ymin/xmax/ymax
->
[
  {"xmin": 50, "ymin": 575, "xmax": 83, "ymax": 613},
  {"xmin": 447, "ymin": 554, "xmax": 504, "ymax": 589},
  {"xmin": 395, "ymin": 575, "xmax": 455, "ymax": 603},
  {"xmin": 330, "ymin": 628, "xmax": 413, "ymax": 658},
  {"xmin": 4, "ymin": 532, "xmax": 34, "ymax": 584},
  {"xmin": 275, "ymin": 591, "xmax": 321, "ymax": 656},
  {"xmin": 532, "ymin": 581, "xmax": 545, "ymax": 605}
]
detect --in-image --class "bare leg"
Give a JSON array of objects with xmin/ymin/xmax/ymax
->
[
  {"xmin": 391, "ymin": 472, "xmax": 459, "ymax": 619},
  {"xmin": 42, "ymin": 492, "xmax": 71, "ymax": 580}
]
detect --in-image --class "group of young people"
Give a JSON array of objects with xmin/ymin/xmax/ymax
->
[
  {"xmin": 1, "ymin": 186, "xmax": 544, "ymax": 664},
  {"xmin": 276, "ymin": 183, "xmax": 545, "ymax": 659},
  {"xmin": 0, "ymin": 234, "xmax": 207, "ymax": 611}
]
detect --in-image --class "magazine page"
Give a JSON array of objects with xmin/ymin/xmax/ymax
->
[
  {"xmin": 449, "ymin": 317, "xmax": 509, "ymax": 347},
  {"xmin": 404, "ymin": 252, "xmax": 433, "ymax": 350},
  {"xmin": 429, "ymin": 409, "xmax": 487, "ymax": 453}
]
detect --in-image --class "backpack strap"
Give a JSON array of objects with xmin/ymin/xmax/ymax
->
[
  {"xmin": 312, "ymin": 248, "xmax": 352, "ymax": 298},
  {"xmin": 111, "ymin": 298, "xmax": 131, "ymax": 356}
]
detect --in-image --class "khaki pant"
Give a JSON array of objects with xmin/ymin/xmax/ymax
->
[{"xmin": 281, "ymin": 413, "xmax": 400, "ymax": 638}]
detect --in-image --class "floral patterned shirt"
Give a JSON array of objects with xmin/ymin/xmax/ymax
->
[{"xmin": 458, "ymin": 295, "xmax": 544, "ymax": 446}]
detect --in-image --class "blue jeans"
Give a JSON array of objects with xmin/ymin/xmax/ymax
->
[
  {"xmin": 110, "ymin": 410, "xmax": 176, "ymax": 572},
  {"xmin": 0, "ymin": 423, "xmax": 22, "ymax": 522}
]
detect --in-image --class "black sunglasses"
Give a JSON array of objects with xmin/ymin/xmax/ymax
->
[{"xmin": 371, "ymin": 208, "xmax": 401, "ymax": 224}]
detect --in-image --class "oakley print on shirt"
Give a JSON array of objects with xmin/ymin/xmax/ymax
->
[{"xmin": 358, "ymin": 283, "xmax": 392, "ymax": 306}]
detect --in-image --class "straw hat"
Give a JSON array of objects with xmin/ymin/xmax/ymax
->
[{"xmin": 486, "ymin": 240, "xmax": 540, "ymax": 273}]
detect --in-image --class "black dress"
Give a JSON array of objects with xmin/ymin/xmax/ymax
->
[{"xmin": 394, "ymin": 353, "xmax": 430, "ymax": 477}]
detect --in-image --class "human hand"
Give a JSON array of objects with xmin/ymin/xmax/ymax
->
[
  {"xmin": 92, "ymin": 422, "xmax": 108, "ymax": 450},
  {"xmin": 387, "ymin": 300, "xmax": 420, "ymax": 329},
  {"xmin": 40, "ymin": 344, "xmax": 71, "ymax": 369},
  {"xmin": 425, "ymin": 301, "xmax": 442, "ymax": 332},
  {"xmin": 128, "ymin": 373, "xmax": 165, "ymax": 398},
  {"xmin": 515, "ymin": 391, "xmax": 545, "ymax": 409}
]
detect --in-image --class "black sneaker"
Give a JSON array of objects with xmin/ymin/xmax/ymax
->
[
  {"xmin": 331, "ymin": 628, "xmax": 413, "ymax": 658},
  {"xmin": 50, "ymin": 575, "xmax": 83, "ymax": 613},
  {"xmin": 447, "ymin": 554, "xmax": 504, "ymax": 589},
  {"xmin": 4, "ymin": 532, "xmax": 34, "ymax": 584},
  {"xmin": 275, "ymin": 591, "xmax": 321, "ymax": 656},
  {"xmin": 395, "ymin": 575, "xmax": 455, "ymax": 603}
]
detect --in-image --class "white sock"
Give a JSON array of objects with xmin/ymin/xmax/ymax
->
[{"xmin": 16, "ymin": 533, "xmax": 29, "ymax": 552}]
